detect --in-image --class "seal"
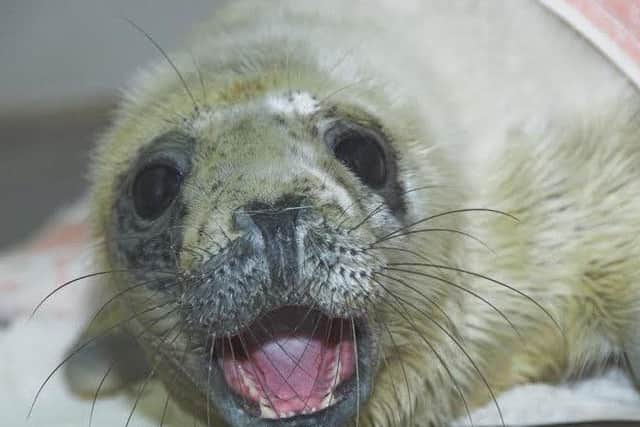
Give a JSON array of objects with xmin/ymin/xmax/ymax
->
[{"xmin": 62, "ymin": 1, "xmax": 640, "ymax": 426}]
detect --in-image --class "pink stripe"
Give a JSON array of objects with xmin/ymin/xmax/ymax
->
[{"xmin": 542, "ymin": 0, "xmax": 640, "ymax": 88}]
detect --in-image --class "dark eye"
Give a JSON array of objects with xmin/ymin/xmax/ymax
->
[
  {"xmin": 332, "ymin": 127, "xmax": 387, "ymax": 189},
  {"xmin": 132, "ymin": 164, "xmax": 182, "ymax": 220}
]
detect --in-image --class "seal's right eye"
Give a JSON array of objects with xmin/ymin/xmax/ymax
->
[{"xmin": 132, "ymin": 164, "xmax": 182, "ymax": 220}]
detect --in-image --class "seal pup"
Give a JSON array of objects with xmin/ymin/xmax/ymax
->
[{"xmin": 60, "ymin": 1, "xmax": 640, "ymax": 426}]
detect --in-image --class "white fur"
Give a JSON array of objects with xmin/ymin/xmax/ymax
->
[{"xmin": 265, "ymin": 92, "xmax": 318, "ymax": 116}]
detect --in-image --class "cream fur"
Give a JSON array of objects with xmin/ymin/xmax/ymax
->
[{"xmin": 84, "ymin": 1, "xmax": 640, "ymax": 426}]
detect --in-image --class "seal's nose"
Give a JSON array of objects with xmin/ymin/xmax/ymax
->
[{"xmin": 234, "ymin": 197, "xmax": 303, "ymax": 290}]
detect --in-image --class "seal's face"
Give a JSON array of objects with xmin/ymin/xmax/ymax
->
[{"xmin": 95, "ymin": 77, "xmax": 455, "ymax": 426}]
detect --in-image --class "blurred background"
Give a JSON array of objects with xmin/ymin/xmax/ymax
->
[{"xmin": 0, "ymin": 0, "xmax": 215, "ymax": 249}]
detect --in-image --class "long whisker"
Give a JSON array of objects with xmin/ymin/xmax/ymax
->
[
  {"xmin": 378, "ymin": 318, "xmax": 413, "ymax": 420},
  {"xmin": 159, "ymin": 381, "xmax": 172, "ymax": 427},
  {"xmin": 28, "ymin": 302, "xmax": 178, "ymax": 418},
  {"xmin": 232, "ymin": 280, "xmax": 318, "ymax": 380},
  {"xmin": 381, "ymin": 270, "xmax": 516, "ymax": 424},
  {"xmin": 375, "ymin": 271, "xmax": 461, "ymax": 339},
  {"xmin": 304, "ymin": 292, "xmax": 336, "ymax": 412},
  {"xmin": 254, "ymin": 318, "xmax": 315, "ymax": 380},
  {"xmin": 232, "ymin": 330, "xmax": 280, "ymax": 417},
  {"xmin": 387, "ymin": 262, "xmax": 563, "ymax": 336},
  {"xmin": 374, "ymin": 208, "xmax": 519, "ymax": 244},
  {"xmin": 373, "ymin": 278, "xmax": 477, "ymax": 427},
  {"xmin": 351, "ymin": 318, "xmax": 361, "ymax": 427},
  {"xmin": 382, "ymin": 268, "xmax": 523, "ymax": 342},
  {"xmin": 318, "ymin": 77, "xmax": 373, "ymax": 106},
  {"xmin": 205, "ymin": 335, "xmax": 217, "ymax": 427},
  {"xmin": 191, "ymin": 52, "xmax": 208, "ymax": 106},
  {"xmin": 339, "ymin": 184, "xmax": 440, "ymax": 229},
  {"xmin": 122, "ymin": 17, "xmax": 199, "ymax": 113},
  {"xmin": 89, "ymin": 361, "xmax": 116, "ymax": 427},
  {"xmin": 83, "ymin": 276, "xmax": 181, "ymax": 336},
  {"xmin": 30, "ymin": 270, "xmax": 142, "ymax": 318},
  {"xmin": 241, "ymin": 323, "xmax": 308, "ymax": 411},
  {"xmin": 373, "ymin": 228, "xmax": 496, "ymax": 254},
  {"xmin": 322, "ymin": 295, "xmax": 343, "ymax": 427},
  {"xmin": 124, "ymin": 321, "xmax": 184, "ymax": 427},
  {"xmin": 205, "ymin": 306, "xmax": 224, "ymax": 427},
  {"xmin": 375, "ymin": 328, "xmax": 403, "ymax": 423},
  {"xmin": 345, "ymin": 272, "xmax": 419, "ymax": 421}
]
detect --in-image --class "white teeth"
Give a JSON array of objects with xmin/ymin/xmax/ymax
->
[
  {"xmin": 320, "ymin": 392, "xmax": 335, "ymax": 410},
  {"xmin": 244, "ymin": 357, "xmax": 343, "ymax": 420},
  {"xmin": 258, "ymin": 393, "xmax": 335, "ymax": 419},
  {"xmin": 238, "ymin": 366, "xmax": 258, "ymax": 399},
  {"xmin": 326, "ymin": 357, "xmax": 342, "ymax": 385},
  {"xmin": 258, "ymin": 393, "xmax": 336, "ymax": 419},
  {"xmin": 259, "ymin": 402, "xmax": 278, "ymax": 419},
  {"xmin": 238, "ymin": 366, "xmax": 265, "ymax": 401}
]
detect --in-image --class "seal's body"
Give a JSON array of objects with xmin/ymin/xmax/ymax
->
[{"xmin": 66, "ymin": 1, "xmax": 640, "ymax": 426}]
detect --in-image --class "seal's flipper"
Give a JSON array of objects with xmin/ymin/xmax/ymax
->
[{"xmin": 64, "ymin": 324, "xmax": 151, "ymax": 398}]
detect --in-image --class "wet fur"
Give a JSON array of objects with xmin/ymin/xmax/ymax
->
[{"xmin": 63, "ymin": 1, "xmax": 640, "ymax": 426}]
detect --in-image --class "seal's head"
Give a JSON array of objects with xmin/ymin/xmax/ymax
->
[{"xmin": 90, "ymin": 46, "xmax": 459, "ymax": 426}]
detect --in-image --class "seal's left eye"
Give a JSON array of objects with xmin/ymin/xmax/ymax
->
[
  {"xmin": 331, "ymin": 127, "xmax": 387, "ymax": 189},
  {"xmin": 132, "ymin": 164, "xmax": 182, "ymax": 220}
]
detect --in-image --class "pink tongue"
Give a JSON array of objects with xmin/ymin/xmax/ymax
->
[
  {"xmin": 249, "ymin": 335, "xmax": 333, "ymax": 401},
  {"xmin": 217, "ymin": 308, "xmax": 355, "ymax": 417}
]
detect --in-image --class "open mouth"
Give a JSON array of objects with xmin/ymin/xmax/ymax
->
[{"xmin": 213, "ymin": 306, "xmax": 359, "ymax": 420}]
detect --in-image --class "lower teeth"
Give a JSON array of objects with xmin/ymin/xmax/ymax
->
[
  {"xmin": 257, "ymin": 391, "xmax": 337, "ymax": 419},
  {"xmin": 259, "ymin": 403, "xmax": 278, "ymax": 419}
]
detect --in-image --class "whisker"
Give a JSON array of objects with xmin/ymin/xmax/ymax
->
[
  {"xmin": 191, "ymin": 52, "xmax": 208, "ymax": 106},
  {"xmin": 368, "ymin": 245, "xmax": 432, "ymax": 263},
  {"xmin": 254, "ymin": 318, "xmax": 315, "ymax": 380},
  {"xmin": 205, "ymin": 334, "xmax": 217, "ymax": 427},
  {"xmin": 205, "ymin": 306, "xmax": 224, "ymax": 427},
  {"xmin": 83, "ymin": 276, "xmax": 181, "ymax": 335},
  {"xmin": 322, "ymin": 295, "xmax": 343, "ymax": 426},
  {"xmin": 89, "ymin": 361, "xmax": 115, "ymax": 427},
  {"xmin": 375, "ymin": 271, "xmax": 461, "ymax": 340},
  {"xmin": 351, "ymin": 318, "xmax": 361, "ymax": 427},
  {"xmin": 225, "ymin": 306, "xmax": 283, "ymax": 415},
  {"xmin": 318, "ymin": 77, "xmax": 373, "ymax": 106},
  {"xmin": 242, "ymin": 327, "xmax": 308, "ymax": 409},
  {"xmin": 373, "ymin": 278, "xmax": 477, "ymax": 427},
  {"xmin": 232, "ymin": 282, "xmax": 318, "ymax": 381},
  {"xmin": 373, "ymin": 228, "xmax": 496, "ymax": 254},
  {"xmin": 378, "ymin": 318, "xmax": 413, "ymax": 421},
  {"xmin": 122, "ymin": 17, "xmax": 199, "ymax": 113},
  {"xmin": 375, "ymin": 208, "xmax": 519, "ymax": 244},
  {"xmin": 159, "ymin": 384, "xmax": 172, "ymax": 427},
  {"xmin": 124, "ymin": 321, "xmax": 184, "ymax": 427},
  {"xmin": 381, "ymin": 268, "xmax": 523, "ymax": 342},
  {"xmin": 387, "ymin": 262, "xmax": 563, "ymax": 337},
  {"xmin": 304, "ymin": 292, "xmax": 336, "ymax": 411},
  {"xmin": 30, "ymin": 270, "xmax": 143, "ymax": 319},
  {"xmin": 28, "ymin": 303, "xmax": 179, "ymax": 418},
  {"xmin": 232, "ymin": 330, "xmax": 280, "ymax": 416},
  {"xmin": 375, "ymin": 329, "xmax": 403, "ymax": 423},
  {"xmin": 339, "ymin": 184, "xmax": 440, "ymax": 229}
]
